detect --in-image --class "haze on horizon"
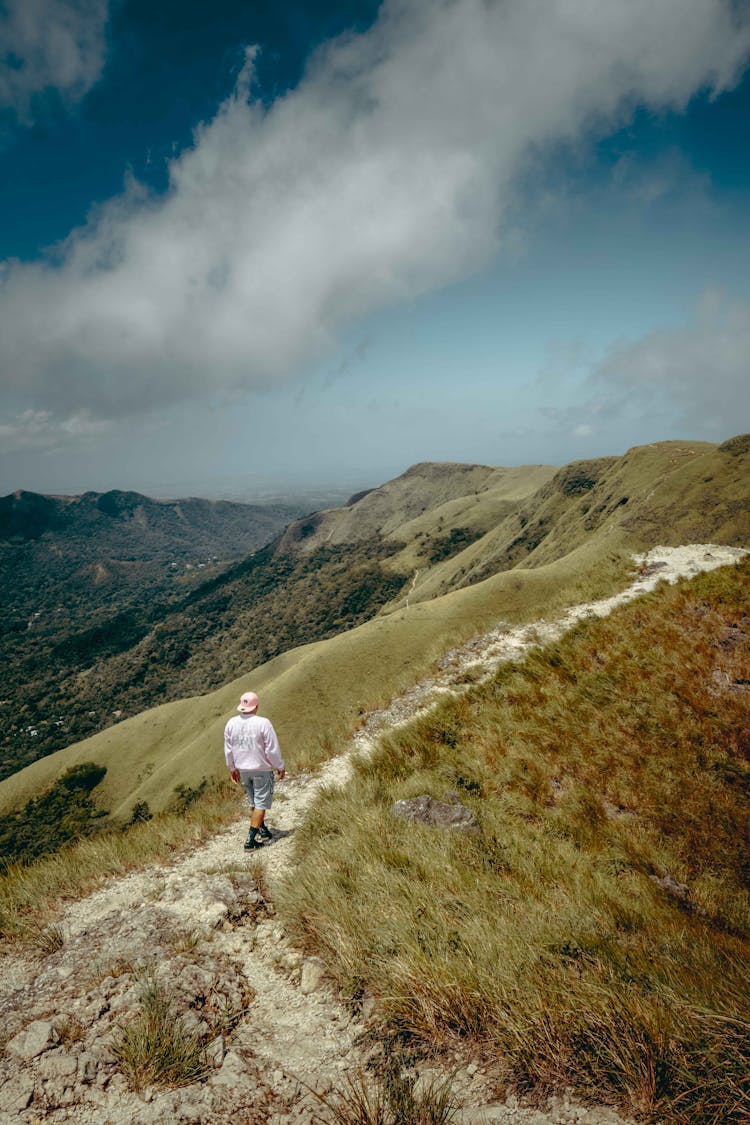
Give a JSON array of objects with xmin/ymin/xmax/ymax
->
[{"xmin": 1, "ymin": 0, "xmax": 749, "ymax": 499}]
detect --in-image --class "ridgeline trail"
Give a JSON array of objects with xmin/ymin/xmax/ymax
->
[{"xmin": 0, "ymin": 544, "xmax": 746, "ymax": 1123}]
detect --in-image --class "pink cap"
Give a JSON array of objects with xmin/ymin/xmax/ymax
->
[{"xmin": 237, "ymin": 691, "xmax": 259, "ymax": 713}]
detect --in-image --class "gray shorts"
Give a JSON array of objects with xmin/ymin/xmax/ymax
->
[{"xmin": 239, "ymin": 770, "xmax": 275, "ymax": 810}]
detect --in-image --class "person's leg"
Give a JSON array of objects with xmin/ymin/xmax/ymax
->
[
  {"xmin": 253, "ymin": 773, "xmax": 274, "ymax": 839},
  {"xmin": 239, "ymin": 773, "xmax": 264, "ymax": 849}
]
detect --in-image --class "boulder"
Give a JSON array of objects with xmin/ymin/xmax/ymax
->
[
  {"xmin": 650, "ymin": 873, "xmax": 690, "ymax": 902},
  {"xmin": 391, "ymin": 794, "xmax": 480, "ymax": 833}
]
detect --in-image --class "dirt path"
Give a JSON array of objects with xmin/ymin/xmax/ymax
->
[{"xmin": 0, "ymin": 545, "xmax": 745, "ymax": 1124}]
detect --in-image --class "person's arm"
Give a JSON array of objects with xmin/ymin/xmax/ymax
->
[
  {"xmin": 224, "ymin": 722, "xmax": 240, "ymax": 783},
  {"xmin": 263, "ymin": 720, "xmax": 285, "ymax": 776}
]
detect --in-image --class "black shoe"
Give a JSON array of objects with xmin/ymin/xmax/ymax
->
[
  {"xmin": 244, "ymin": 831, "xmax": 264, "ymax": 850},
  {"xmin": 257, "ymin": 823, "xmax": 273, "ymax": 841}
]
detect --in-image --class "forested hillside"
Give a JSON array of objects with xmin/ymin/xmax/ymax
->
[{"xmin": 0, "ymin": 489, "xmax": 305, "ymax": 777}]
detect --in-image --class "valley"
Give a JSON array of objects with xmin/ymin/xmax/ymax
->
[
  {"xmin": 0, "ymin": 489, "xmax": 307, "ymax": 777},
  {"xmin": 2, "ymin": 434, "xmax": 747, "ymax": 820}
]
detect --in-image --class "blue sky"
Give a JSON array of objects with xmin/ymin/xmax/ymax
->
[{"xmin": 1, "ymin": 0, "xmax": 749, "ymax": 497}]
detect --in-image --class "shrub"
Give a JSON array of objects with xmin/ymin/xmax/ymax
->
[{"xmin": 128, "ymin": 801, "xmax": 153, "ymax": 825}]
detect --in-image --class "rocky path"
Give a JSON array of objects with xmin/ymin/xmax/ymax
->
[{"xmin": 0, "ymin": 545, "xmax": 745, "ymax": 1124}]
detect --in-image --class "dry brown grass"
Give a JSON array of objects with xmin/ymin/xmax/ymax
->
[
  {"xmin": 281, "ymin": 559, "xmax": 750, "ymax": 1124},
  {"xmin": 0, "ymin": 779, "xmax": 242, "ymax": 943}
]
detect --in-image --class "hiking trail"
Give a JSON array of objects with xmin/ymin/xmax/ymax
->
[{"xmin": 0, "ymin": 545, "xmax": 745, "ymax": 1124}]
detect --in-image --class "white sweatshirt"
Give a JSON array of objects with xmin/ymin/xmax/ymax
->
[{"xmin": 224, "ymin": 714, "xmax": 284, "ymax": 772}]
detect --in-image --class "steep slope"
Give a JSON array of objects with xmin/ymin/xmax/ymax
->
[
  {"xmin": 278, "ymin": 461, "xmax": 555, "ymax": 554},
  {"xmin": 392, "ymin": 437, "xmax": 750, "ymax": 607},
  {"xmin": 0, "ymin": 540, "xmax": 649, "ymax": 820},
  {"xmin": 283, "ymin": 552, "xmax": 750, "ymax": 1123}
]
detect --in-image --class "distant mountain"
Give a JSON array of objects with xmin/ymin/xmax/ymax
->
[
  {"xmin": 0, "ymin": 435, "xmax": 748, "ymax": 813},
  {"xmin": 377, "ymin": 436, "xmax": 750, "ymax": 609},
  {"xmin": 0, "ymin": 487, "xmax": 302, "ymax": 550},
  {"xmin": 277, "ymin": 462, "xmax": 555, "ymax": 551},
  {"xmin": 0, "ymin": 488, "xmax": 307, "ymax": 777}
]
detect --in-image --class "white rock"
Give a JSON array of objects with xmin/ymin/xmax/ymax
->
[
  {"xmin": 6, "ymin": 1019, "xmax": 59, "ymax": 1060},
  {"xmin": 201, "ymin": 901, "xmax": 230, "ymax": 929},
  {"xmin": 0, "ymin": 1072, "xmax": 35, "ymax": 1113},
  {"xmin": 37, "ymin": 1048, "xmax": 78, "ymax": 1080},
  {"xmin": 105, "ymin": 1072, "xmax": 129, "ymax": 1095},
  {"xmin": 78, "ymin": 1051, "xmax": 99, "ymax": 1084},
  {"xmin": 300, "ymin": 958, "xmax": 326, "ymax": 995},
  {"xmin": 212, "ymin": 1049, "xmax": 247, "ymax": 1087},
  {"xmin": 206, "ymin": 1035, "xmax": 225, "ymax": 1068}
]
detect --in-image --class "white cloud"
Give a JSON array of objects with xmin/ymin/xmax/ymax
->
[
  {"xmin": 0, "ymin": 0, "xmax": 109, "ymax": 121},
  {"xmin": 591, "ymin": 290, "xmax": 750, "ymax": 436},
  {"xmin": 0, "ymin": 407, "xmax": 110, "ymax": 450},
  {"xmin": 1, "ymin": 0, "xmax": 749, "ymax": 434}
]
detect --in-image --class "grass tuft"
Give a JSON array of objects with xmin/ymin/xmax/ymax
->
[
  {"xmin": 58, "ymin": 1014, "xmax": 85, "ymax": 1047},
  {"xmin": 311, "ymin": 1048, "xmax": 456, "ymax": 1125},
  {"xmin": 110, "ymin": 977, "xmax": 208, "ymax": 1090},
  {"xmin": 12, "ymin": 919, "xmax": 66, "ymax": 955}
]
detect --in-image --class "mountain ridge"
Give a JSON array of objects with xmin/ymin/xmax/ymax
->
[{"xmin": 0, "ymin": 434, "xmax": 748, "ymax": 818}]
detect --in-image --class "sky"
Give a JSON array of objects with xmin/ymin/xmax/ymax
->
[{"xmin": 0, "ymin": 0, "xmax": 749, "ymax": 498}]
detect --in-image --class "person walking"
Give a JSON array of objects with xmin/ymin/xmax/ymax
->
[{"xmin": 224, "ymin": 691, "xmax": 285, "ymax": 849}]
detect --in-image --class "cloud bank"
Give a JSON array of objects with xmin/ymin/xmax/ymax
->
[
  {"xmin": 0, "ymin": 0, "xmax": 109, "ymax": 122},
  {"xmin": 1, "ymin": 0, "xmax": 748, "ymax": 435},
  {"xmin": 592, "ymin": 291, "xmax": 750, "ymax": 435},
  {"xmin": 537, "ymin": 290, "xmax": 750, "ymax": 444}
]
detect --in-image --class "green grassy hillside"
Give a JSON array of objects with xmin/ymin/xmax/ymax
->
[
  {"xmin": 0, "ymin": 543, "xmax": 631, "ymax": 822},
  {"xmin": 390, "ymin": 437, "xmax": 750, "ymax": 608},
  {"xmin": 277, "ymin": 462, "xmax": 556, "ymax": 553}
]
